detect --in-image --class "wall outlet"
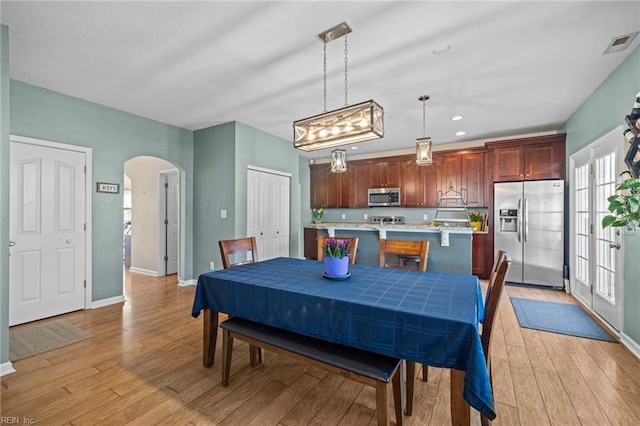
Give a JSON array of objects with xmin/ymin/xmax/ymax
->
[
  {"xmin": 441, "ymin": 230, "xmax": 450, "ymax": 247},
  {"xmin": 364, "ymin": 213, "xmax": 368, "ymax": 220},
  {"xmin": 423, "ymin": 214, "xmax": 428, "ymax": 221},
  {"xmin": 210, "ymin": 261, "xmax": 215, "ymax": 270},
  {"xmin": 220, "ymin": 209, "xmax": 227, "ymax": 218},
  {"xmin": 341, "ymin": 213, "xmax": 346, "ymax": 220}
]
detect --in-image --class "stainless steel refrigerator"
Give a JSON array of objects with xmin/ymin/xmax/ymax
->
[{"xmin": 494, "ymin": 180, "xmax": 564, "ymax": 288}]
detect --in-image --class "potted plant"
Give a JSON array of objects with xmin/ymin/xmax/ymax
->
[
  {"xmin": 312, "ymin": 208, "xmax": 325, "ymax": 224},
  {"xmin": 323, "ymin": 237, "xmax": 351, "ymax": 277},
  {"xmin": 468, "ymin": 211, "xmax": 484, "ymax": 231},
  {"xmin": 602, "ymin": 176, "xmax": 640, "ymax": 229}
]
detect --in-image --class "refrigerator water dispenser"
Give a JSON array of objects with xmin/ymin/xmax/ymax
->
[{"xmin": 499, "ymin": 209, "xmax": 518, "ymax": 232}]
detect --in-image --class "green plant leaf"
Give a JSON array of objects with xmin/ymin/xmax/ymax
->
[{"xmin": 602, "ymin": 215, "xmax": 618, "ymax": 228}]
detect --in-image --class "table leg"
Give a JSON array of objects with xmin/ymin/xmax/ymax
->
[
  {"xmin": 450, "ymin": 369, "xmax": 470, "ymax": 426},
  {"xmin": 404, "ymin": 360, "xmax": 416, "ymax": 416},
  {"xmin": 203, "ymin": 308, "xmax": 219, "ymax": 367}
]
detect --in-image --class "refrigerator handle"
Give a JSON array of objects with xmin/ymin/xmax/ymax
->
[
  {"xmin": 524, "ymin": 198, "xmax": 528, "ymax": 243},
  {"xmin": 517, "ymin": 198, "xmax": 522, "ymax": 243}
]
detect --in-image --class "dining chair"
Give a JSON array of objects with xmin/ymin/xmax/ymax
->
[
  {"xmin": 479, "ymin": 252, "xmax": 511, "ymax": 425},
  {"xmin": 218, "ymin": 236, "xmax": 262, "ymax": 365},
  {"xmin": 317, "ymin": 235, "xmax": 359, "ymax": 264},
  {"xmin": 379, "ymin": 238, "xmax": 429, "ymax": 271},
  {"xmin": 219, "ymin": 236, "xmax": 258, "ymax": 269},
  {"xmin": 405, "ymin": 251, "xmax": 511, "ymax": 420}
]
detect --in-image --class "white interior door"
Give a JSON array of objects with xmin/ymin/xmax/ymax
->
[
  {"xmin": 9, "ymin": 140, "xmax": 86, "ymax": 325},
  {"xmin": 569, "ymin": 127, "xmax": 623, "ymax": 331},
  {"xmin": 270, "ymin": 173, "xmax": 290, "ymax": 258},
  {"xmin": 159, "ymin": 169, "xmax": 179, "ymax": 275},
  {"xmin": 247, "ymin": 167, "xmax": 290, "ymax": 261}
]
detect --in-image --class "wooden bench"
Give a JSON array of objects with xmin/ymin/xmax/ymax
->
[{"xmin": 220, "ymin": 317, "xmax": 403, "ymax": 426}]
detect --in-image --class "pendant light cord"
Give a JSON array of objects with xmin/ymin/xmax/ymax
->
[{"xmin": 344, "ymin": 35, "xmax": 348, "ymax": 106}]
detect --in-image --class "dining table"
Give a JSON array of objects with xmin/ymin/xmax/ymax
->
[{"xmin": 191, "ymin": 256, "xmax": 494, "ymax": 425}]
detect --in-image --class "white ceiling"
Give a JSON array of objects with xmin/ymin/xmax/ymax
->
[{"xmin": 1, "ymin": 1, "xmax": 639, "ymax": 159}]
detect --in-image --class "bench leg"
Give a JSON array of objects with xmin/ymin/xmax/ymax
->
[
  {"xmin": 375, "ymin": 381, "xmax": 389, "ymax": 426},
  {"xmin": 393, "ymin": 371, "xmax": 403, "ymax": 426},
  {"xmin": 221, "ymin": 329, "xmax": 233, "ymax": 386},
  {"xmin": 249, "ymin": 345, "xmax": 262, "ymax": 367}
]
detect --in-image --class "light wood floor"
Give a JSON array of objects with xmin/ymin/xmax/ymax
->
[{"xmin": 2, "ymin": 269, "xmax": 640, "ymax": 425}]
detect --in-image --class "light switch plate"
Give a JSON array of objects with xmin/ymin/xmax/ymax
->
[
  {"xmin": 220, "ymin": 209, "xmax": 227, "ymax": 218},
  {"xmin": 364, "ymin": 213, "xmax": 368, "ymax": 220},
  {"xmin": 342, "ymin": 213, "xmax": 346, "ymax": 220},
  {"xmin": 423, "ymin": 214, "xmax": 428, "ymax": 221}
]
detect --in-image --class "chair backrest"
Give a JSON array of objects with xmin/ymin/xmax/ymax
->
[
  {"xmin": 481, "ymin": 252, "xmax": 511, "ymax": 363},
  {"xmin": 317, "ymin": 236, "xmax": 359, "ymax": 265},
  {"xmin": 219, "ymin": 237, "xmax": 258, "ymax": 269},
  {"xmin": 379, "ymin": 239, "xmax": 429, "ymax": 272},
  {"xmin": 484, "ymin": 249, "xmax": 507, "ymax": 308}
]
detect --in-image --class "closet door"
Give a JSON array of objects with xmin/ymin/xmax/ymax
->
[{"xmin": 247, "ymin": 168, "xmax": 290, "ymax": 261}]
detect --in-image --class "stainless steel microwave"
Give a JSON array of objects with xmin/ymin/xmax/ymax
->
[{"xmin": 368, "ymin": 187, "xmax": 401, "ymax": 207}]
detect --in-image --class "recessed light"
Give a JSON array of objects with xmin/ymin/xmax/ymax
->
[
  {"xmin": 350, "ymin": 146, "xmax": 358, "ymax": 150},
  {"xmin": 451, "ymin": 115, "xmax": 463, "ymax": 121},
  {"xmin": 432, "ymin": 45, "xmax": 451, "ymax": 55},
  {"xmin": 456, "ymin": 131, "xmax": 466, "ymax": 136}
]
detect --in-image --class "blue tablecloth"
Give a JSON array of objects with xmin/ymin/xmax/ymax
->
[{"xmin": 192, "ymin": 257, "xmax": 494, "ymax": 419}]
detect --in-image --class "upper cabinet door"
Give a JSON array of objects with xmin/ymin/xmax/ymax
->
[
  {"xmin": 310, "ymin": 164, "xmax": 341, "ymax": 208},
  {"xmin": 462, "ymin": 151, "xmax": 486, "ymax": 207},
  {"xmin": 492, "ymin": 145, "xmax": 525, "ymax": 182},
  {"xmin": 524, "ymin": 143, "xmax": 565, "ymax": 181},
  {"xmin": 440, "ymin": 154, "xmax": 462, "ymax": 193}
]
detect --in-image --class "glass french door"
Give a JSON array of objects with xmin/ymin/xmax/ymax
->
[{"xmin": 570, "ymin": 127, "xmax": 623, "ymax": 331}]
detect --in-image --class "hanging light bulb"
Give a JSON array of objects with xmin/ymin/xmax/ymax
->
[
  {"xmin": 331, "ymin": 149, "xmax": 347, "ymax": 173},
  {"xmin": 416, "ymin": 95, "xmax": 433, "ymax": 166}
]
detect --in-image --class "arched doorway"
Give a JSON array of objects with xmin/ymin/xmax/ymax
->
[{"xmin": 124, "ymin": 156, "xmax": 181, "ymax": 279}]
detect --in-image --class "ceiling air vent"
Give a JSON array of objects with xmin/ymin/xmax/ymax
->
[{"xmin": 603, "ymin": 31, "xmax": 639, "ymax": 54}]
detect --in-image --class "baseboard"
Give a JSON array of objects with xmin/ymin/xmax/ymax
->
[
  {"xmin": 91, "ymin": 295, "xmax": 126, "ymax": 309},
  {"xmin": 621, "ymin": 333, "xmax": 640, "ymax": 361},
  {"xmin": 1, "ymin": 361, "xmax": 15, "ymax": 376},
  {"xmin": 128, "ymin": 267, "xmax": 161, "ymax": 277},
  {"xmin": 179, "ymin": 279, "xmax": 196, "ymax": 287}
]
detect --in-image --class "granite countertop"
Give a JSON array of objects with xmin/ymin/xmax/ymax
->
[{"xmin": 307, "ymin": 222, "xmax": 475, "ymax": 233}]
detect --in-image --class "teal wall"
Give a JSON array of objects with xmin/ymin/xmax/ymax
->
[
  {"xmin": 193, "ymin": 122, "xmax": 237, "ymax": 275},
  {"xmin": 192, "ymin": 121, "xmax": 307, "ymax": 277},
  {"xmin": 10, "ymin": 81, "xmax": 195, "ymax": 301},
  {"xmin": 234, "ymin": 122, "xmax": 304, "ymax": 260},
  {"xmin": 561, "ymin": 45, "xmax": 640, "ymax": 344},
  {"xmin": 1, "ymin": 25, "xmax": 10, "ymax": 368}
]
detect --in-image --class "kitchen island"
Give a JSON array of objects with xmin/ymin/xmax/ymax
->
[{"xmin": 305, "ymin": 222, "xmax": 473, "ymax": 275}]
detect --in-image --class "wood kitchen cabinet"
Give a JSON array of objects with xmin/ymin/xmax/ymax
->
[
  {"xmin": 489, "ymin": 134, "xmax": 566, "ymax": 182},
  {"xmin": 341, "ymin": 162, "xmax": 369, "ymax": 208},
  {"xmin": 435, "ymin": 149, "xmax": 487, "ymax": 207},
  {"xmin": 304, "ymin": 227, "xmax": 319, "ymax": 260},
  {"xmin": 461, "ymin": 151, "xmax": 486, "ymax": 207},
  {"xmin": 310, "ymin": 164, "xmax": 341, "ymax": 208},
  {"xmin": 472, "ymin": 232, "xmax": 488, "ymax": 278},
  {"xmin": 401, "ymin": 155, "xmax": 440, "ymax": 207},
  {"xmin": 367, "ymin": 159, "xmax": 401, "ymax": 189}
]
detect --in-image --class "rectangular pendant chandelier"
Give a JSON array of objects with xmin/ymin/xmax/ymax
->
[
  {"xmin": 331, "ymin": 149, "xmax": 347, "ymax": 173},
  {"xmin": 293, "ymin": 99, "xmax": 384, "ymax": 152},
  {"xmin": 416, "ymin": 137, "xmax": 433, "ymax": 166}
]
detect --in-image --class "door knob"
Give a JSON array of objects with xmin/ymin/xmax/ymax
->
[
  {"xmin": 66, "ymin": 239, "xmax": 72, "ymax": 244},
  {"xmin": 609, "ymin": 242, "xmax": 621, "ymax": 249},
  {"xmin": 9, "ymin": 241, "xmax": 15, "ymax": 247}
]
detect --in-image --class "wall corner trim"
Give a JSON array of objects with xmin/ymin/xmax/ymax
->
[
  {"xmin": 1, "ymin": 361, "xmax": 15, "ymax": 376},
  {"xmin": 621, "ymin": 333, "xmax": 640, "ymax": 361},
  {"xmin": 91, "ymin": 295, "xmax": 125, "ymax": 309}
]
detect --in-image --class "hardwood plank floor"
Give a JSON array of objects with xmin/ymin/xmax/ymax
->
[{"xmin": 2, "ymin": 269, "xmax": 640, "ymax": 425}]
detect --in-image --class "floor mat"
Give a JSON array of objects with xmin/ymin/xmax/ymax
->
[
  {"xmin": 10, "ymin": 320, "xmax": 92, "ymax": 361},
  {"xmin": 510, "ymin": 297, "xmax": 616, "ymax": 342}
]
